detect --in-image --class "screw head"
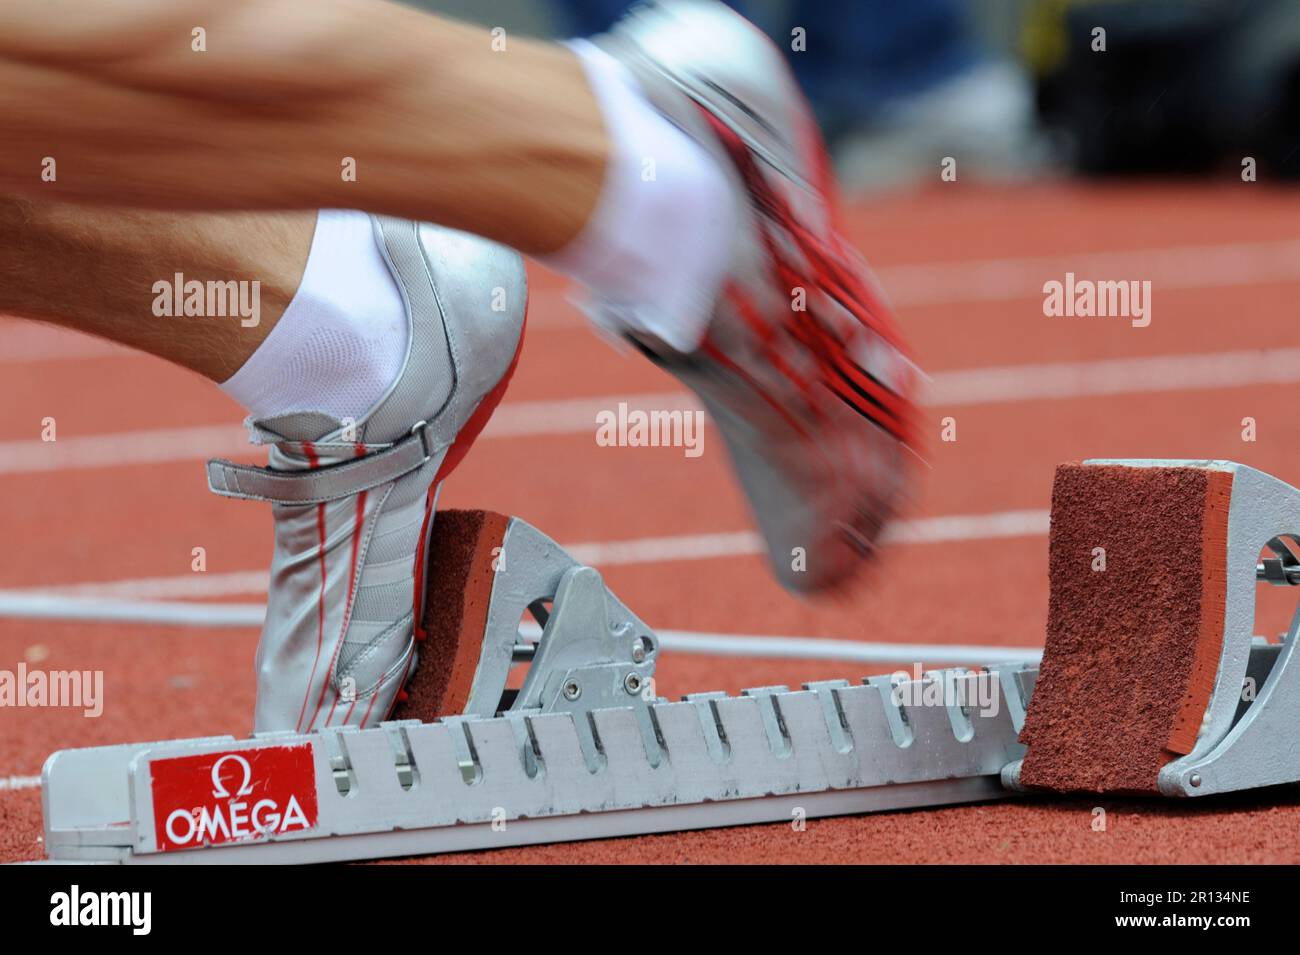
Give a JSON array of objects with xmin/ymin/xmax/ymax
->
[
  {"xmin": 631, "ymin": 638, "xmax": 647, "ymax": 663},
  {"xmin": 624, "ymin": 672, "xmax": 643, "ymax": 695},
  {"xmin": 1189, "ymin": 773, "xmax": 1202, "ymax": 788},
  {"xmin": 562, "ymin": 680, "xmax": 581, "ymax": 701}
]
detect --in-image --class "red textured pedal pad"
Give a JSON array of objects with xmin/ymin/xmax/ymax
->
[
  {"xmin": 1018, "ymin": 463, "xmax": 1232, "ymax": 793},
  {"xmin": 392, "ymin": 509, "xmax": 510, "ymax": 723}
]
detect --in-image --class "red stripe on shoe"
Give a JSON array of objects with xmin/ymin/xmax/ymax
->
[
  {"xmin": 723, "ymin": 283, "xmax": 825, "ymax": 421},
  {"xmin": 375, "ymin": 648, "xmax": 417, "ymax": 727},
  {"xmin": 293, "ymin": 441, "xmax": 328, "ymax": 734},
  {"xmin": 699, "ymin": 337, "xmax": 814, "ymax": 441},
  {"xmin": 413, "ymin": 285, "xmax": 529, "ymax": 644},
  {"xmin": 691, "ymin": 105, "xmax": 916, "ymax": 448},
  {"xmin": 697, "ymin": 107, "xmax": 911, "ymax": 357}
]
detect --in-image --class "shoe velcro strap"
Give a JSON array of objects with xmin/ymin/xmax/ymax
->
[{"xmin": 207, "ymin": 421, "xmax": 440, "ymax": 505}]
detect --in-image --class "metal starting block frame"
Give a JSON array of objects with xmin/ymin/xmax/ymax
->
[
  {"xmin": 1138, "ymin": 461, "xmax": 1300, "ymax": 797},
  {"xmin": 37, "ymin": 511, "xmax": 1039, "ymax": 864},
  {"xmin": 37, "ymin": 460, "xmax": 1300, "ymax": 863},
  {"xmin": 1002, "ymin": 459, "xmax": 1300, "ymax": 799},
  {"xmin": 42, "ymin": 663, "xmax": 1038, "ymax": 864}
]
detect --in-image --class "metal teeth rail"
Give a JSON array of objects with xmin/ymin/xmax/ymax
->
[{"xmin": 42, "ymin": 664, "xmax": 1037, "ymax": 864}]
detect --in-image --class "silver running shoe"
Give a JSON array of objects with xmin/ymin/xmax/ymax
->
[
  {"xmin": 207, "ymin": 217, "xmax": 527, "ymax": 732},
  {"xmin": 598, "ymin": 0, "xmax": 923, "ymax": 593}
]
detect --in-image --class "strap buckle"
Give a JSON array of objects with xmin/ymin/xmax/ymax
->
[{"xmin": 411, "ymin": 420, "xmax": 434, "ymax": 462}]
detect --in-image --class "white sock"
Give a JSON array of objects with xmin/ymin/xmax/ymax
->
[
  {"xmin": 220, "ymin": 209, "xmax": 408, "ymax": 427},
  {"xmin": 541, "ymin": 40, "xmax": 736, "ymax": 353}
]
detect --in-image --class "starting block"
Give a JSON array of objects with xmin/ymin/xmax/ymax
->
[
  {"xmin": 40, "ymin": 513, "xmax": 1035, "ymax": 864},
  {"xmin": 39, "ymin": 460, "xmax": 1300, "ymax": 862},
  {"xmin": 1006, "ymin": 459, "xmax": 1300, "ymax": 797}
]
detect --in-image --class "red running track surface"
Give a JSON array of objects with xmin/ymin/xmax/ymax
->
[{"xmin": 4, "ymin": 182, "xmax": 1300, "ymax": 863}]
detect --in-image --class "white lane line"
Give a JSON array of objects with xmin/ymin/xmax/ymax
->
[
  {"xmin": 517, "ymin": 619, "xmax": 1038, "ymax": 665},
  {"xmin": 475, "ymin": 238, "xmax": 1300, "ymax": 328},
  {"xmin": 0, "ymin": 591, "xmax": 1041, "ymax": 668},
  {"xmin": 8, "ymin": 236, "xmax": 1300, "ymax": 364},
  {"xmin": 883, "ymin": 509, "xmax": 1048, "ymax": 544},
  {"xmin": 483, "ymin": 391, "xmax": 700, "ymax": 438},
  {"xmin": 568, "ymin": 510, "xmax": 1048, "ymax": 564},
  {"xmin": 0, "ymin": 508, "xmax": 1049, "ymax": 667},
  {"xmin": 567, "ymin": 531, "xmax": 760, "ymax": 567},
  {"xmin": 388, "ymin": 347, "xmax": 1300, "ymax": 416},
  {"xmin": 5, "ymin": 347, "xmax": 1298, "ymax": 476},
  {"xmin": 0, "ymin": 775, "xmax": 41, "ymax": 792},
  {"xmin": 19, "ymin": 570, "xmax": 270, "ymax": 602},
  {"xmin": 927, "ymin": 348, "xmax": 1300, "ymax": 406},
  {"xmin": 0, "ymin": 508, "xmax": 1049, "ymax": 604},
  {"xmin": 0, "ymin": 593, "xmax": 267, "ymax": 626},
  {"xmin": 654, "ymin": 631, "xmax": 1039, "ymax": 665},
  {"xmin": 877, "ymin": 238, "xmax": 1300, "ymax": 307},
  {"xmin": 0, "ymin": 424, "xmax": 256, "ymax": 475},
  {"xmin": 0, "ymin": 391, "xmax": 696, "ymax": 476}
]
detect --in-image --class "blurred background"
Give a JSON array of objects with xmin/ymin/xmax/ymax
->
[
  {"xmin": 408, "ymin": 0, "xmax": 1300, "ymax": 190},
  {"xmin": 7, "ymin": 0, "xmax": 1300, "ymax": 865}
]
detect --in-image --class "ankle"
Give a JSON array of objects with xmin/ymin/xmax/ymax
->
[
  {"xmin": 220, "ymin": 210, "xmax": 409, "ymax": 425},
  {"xmin": 538, "ymin": 41, "xmax": 736, "ymax": 352}
]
